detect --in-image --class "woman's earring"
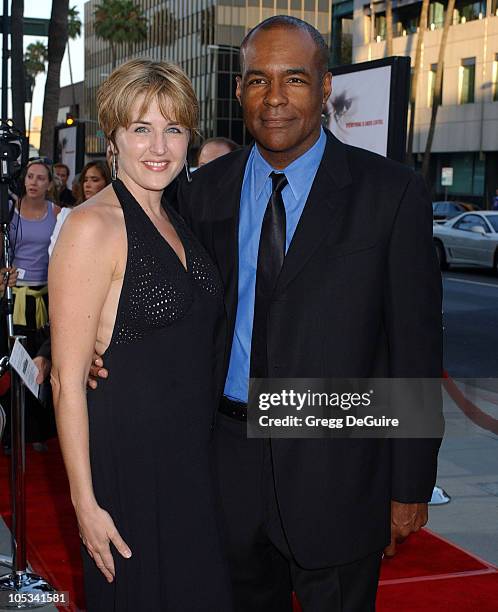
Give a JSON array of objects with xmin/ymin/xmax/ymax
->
[
  {"xmin": 111, "ymin": 151, "xmax": 118, "ymax": 181},
  {"xmin": 184, "ymin": 161, "xmax": 192, "ymax": 183}
]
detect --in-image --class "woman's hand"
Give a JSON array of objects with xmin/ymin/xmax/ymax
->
[{"xmin": 76, "ymin": 503, "xmax": 132, "ymax": 582}]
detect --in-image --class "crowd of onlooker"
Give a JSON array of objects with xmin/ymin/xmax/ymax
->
[
  {"xmin": 0, "ymin": 158, "xmax": 112, "ymax": 453},
  {"xmin": 0, "ymin": 137, "xmax": 240, "ymax": 454}
]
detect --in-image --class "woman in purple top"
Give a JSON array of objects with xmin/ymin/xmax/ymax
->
[{"xmin": 3, "ymin": 160, "xmax": 61, "ymax": 451}]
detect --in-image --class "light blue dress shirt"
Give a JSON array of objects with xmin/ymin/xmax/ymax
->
[{"xmin": 223, "ymin": 128, "xmax": 327, "ymax": 403}]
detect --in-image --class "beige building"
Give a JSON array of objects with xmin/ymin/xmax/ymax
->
[{"xmin": 351, "ymin": 0, "xmax": 498, "ymax": 205}]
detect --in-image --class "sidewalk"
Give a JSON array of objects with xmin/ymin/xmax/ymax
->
[{"xmin": 427, "ymin": 380, "xmax": 498, "ymax": 566}]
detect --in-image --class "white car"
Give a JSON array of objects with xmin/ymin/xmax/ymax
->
[{"xmin": 433, "ymin": 211, "xmax": 498, "ymax": 273}]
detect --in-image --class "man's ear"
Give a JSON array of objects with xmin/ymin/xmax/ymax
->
[
  {"xmin": 235, "ymin": 75, "xmax": 242, "ymax": 106},
  {"xmin": 322, "ymin": 72, "xmax": 332, "ymax": 106}
]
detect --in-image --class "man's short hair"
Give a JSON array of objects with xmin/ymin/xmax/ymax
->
[
  {"xmin": 240, "ymin": 15, "xmax": 329, "ymax": 76},
  {"xmin": 54, "ymin": 162, "xmax": 70, "ymax": 176}
]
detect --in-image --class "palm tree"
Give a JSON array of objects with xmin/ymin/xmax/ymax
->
[
  {"xmin": 406, "ymin": 0, "xmax": 430, "ymax": 165},
  {"xmin": 67, "ymin": 5, "xmax": 82, "ymax": 110},
  {"xmin": 24, "ymin": 42, "xmax": 48, "ymax": 140},
  {"xmin": 422, "ymin": 0, "xmax": 456, "ymax": 180},
  {"xmin": 40, "ymin": 0, "xmax": 69, "ymax": 157},
  {"xmin": 94, "ymin": 0, "xmax": 148, "ymax": 70},
  {"xmin": 385, "ymin": 0, "xmax": 394, "ymax": 57},
  {"xmin": 11, "ymin": 0, "xmax": 25, "ymax": 133}
]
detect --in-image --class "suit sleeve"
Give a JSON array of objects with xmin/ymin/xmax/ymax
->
[
  {"xmin": 385, "ymin": 172, "xmax": 444, "ymax": 503},
  {"xmin": 36, "ymin": 335, "xmax": 52, "ymax": 361},
  {"xmin": 176, "ymin": 175, "xmax": 194, "ymax": 230}
]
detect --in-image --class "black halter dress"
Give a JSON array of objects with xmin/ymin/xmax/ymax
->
[{"xmin": 82, "ymin": 179, "xmax": 232, "ymax": 611}]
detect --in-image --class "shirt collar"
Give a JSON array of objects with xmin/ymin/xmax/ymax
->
[{"xmin": 252, "ymin": 128, "xmax": 326, "ymax": 200}]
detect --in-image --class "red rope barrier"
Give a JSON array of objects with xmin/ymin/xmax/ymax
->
[{"xmin": 442, "ymin": 371, "xmax": 498, "ymax": 436}]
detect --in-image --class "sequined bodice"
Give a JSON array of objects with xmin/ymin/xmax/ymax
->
[{"xmin": 110, "ymin": 179, "xmax": 222, "ymax": 348}]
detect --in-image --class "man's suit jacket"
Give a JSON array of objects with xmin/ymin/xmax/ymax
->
[{"xmin": 177, "ymin": 130, "xmax": 443, "ymax": 569}]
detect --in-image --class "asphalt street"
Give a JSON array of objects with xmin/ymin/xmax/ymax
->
[{"xmin": 442, "ymin": 267, "xmax": 498, "ymax": 380}]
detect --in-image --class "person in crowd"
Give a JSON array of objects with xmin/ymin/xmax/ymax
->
[
  {"xmin": 3, "ymin": 160, "xmax": 61, "ymax": 452},
  {"xmin": 173, "ymin": 16, "xmax": 442, "ymax": 610},
  {"xmin": 197, "ymin": 136, "xmax": 239, "ymax": 166},
  {"xmin": 54, "ymin": 163, "xmax": 76, "ymax": 206},
  {"xmin": 49, "ymin": 59, "xmax": 232, "ymax": 611},
  {"xmin": 79, "ymin": 160, "xmax": 112, "ymax": 204},
  {"xmin": 49, "ymin": 161, "xmax": 111, "ymax": 256}
]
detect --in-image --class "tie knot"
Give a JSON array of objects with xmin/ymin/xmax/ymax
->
[{"xmin": 270, "ymin": 172, "xmax": 288, "ymax": 195}]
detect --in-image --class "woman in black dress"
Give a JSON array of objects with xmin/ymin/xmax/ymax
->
[{"xmin": 49, "ymin": 59, "xmax": 232, "ymax": 611}]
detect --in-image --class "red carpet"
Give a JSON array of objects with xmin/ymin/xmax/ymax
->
[
  {"xmin": 1, "ymin": 439, "xmax": 497, "ymax": 611},
  {"xmin": 0, "ymin": 438, "xmax": 84, "ymax": 611}
]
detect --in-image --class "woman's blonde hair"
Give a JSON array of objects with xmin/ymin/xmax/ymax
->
[{"xmin": 97, "ymin": 59, "xmax": 198, "ymax": 144}]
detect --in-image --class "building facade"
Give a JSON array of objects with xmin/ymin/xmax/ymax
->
[
  {"xmin": 84, "ymin": 0, "xmax": 332, "ymax": 156},
  {"xmin": 350, "ymin": 0, "xmax": 498, "ymax": 205}
]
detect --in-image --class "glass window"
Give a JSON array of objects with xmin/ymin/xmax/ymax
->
[
  {"xmin": 428, "ymin": 63, "xmax": 444, "ymax": 107},
  {"xmin": 393, "ymin": 3, "xmax": 420, "ymax": 36},
  {"xmin": 453, "ymin": 0, "xmax": 485, "ymax": 24},
  {"xmin": 454, "ymin": 214, "xmax": 488, "ymax": 231},
  {"xmin": 459, "ymin": 57, "xmax": 475, "ymax": 104},
  {"xmin": 487, "ymin": 216, "xmax": 498, "ymax": 232},
  {"xmin": 429, "ymin": 2, "xmax": 444, "ymax": 29},
  {"xmin": 375, "ymin": 13, "xmax": 386, "ymax": 41}
]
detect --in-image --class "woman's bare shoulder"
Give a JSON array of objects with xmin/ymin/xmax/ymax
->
[
  {"xmin": 64, "ymin": 186, "xmax": 123, "ymax": 236},
  {"xmin": 56, "ymin": 187, "xmax": 126, "ymax": 251}
]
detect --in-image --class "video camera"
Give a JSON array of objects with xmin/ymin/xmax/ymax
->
[
  {"xmin": 0, "ymin": 120, "xmax": 29, "ymax": 225},
  {"xmin": 0, "ymin": 120, "xmax": 28, "ymax": 183}
]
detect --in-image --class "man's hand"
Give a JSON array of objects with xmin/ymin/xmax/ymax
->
[
  {"xmin": 384, "ymin": 501, "xmax": 428, "ymax": 557},
  {"xmin": 33, "ymin": 356, "xmax": 51, "ymax": 385},
  {"xmin": 87, "ymin": 354, "xmax": 108, "ymax": 389}
]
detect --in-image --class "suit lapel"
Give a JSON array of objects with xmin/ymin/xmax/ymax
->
[{"xmin": 275, "ymin": 131, "xmax": 353, "ymax": 293}]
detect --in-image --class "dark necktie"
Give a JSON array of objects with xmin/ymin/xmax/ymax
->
[{"xmin": 250, "ymin": 172, "xmax": 288, "ymax": 379}]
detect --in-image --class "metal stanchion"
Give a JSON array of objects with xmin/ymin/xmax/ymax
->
[{"xmin": 0, "ymin": 336, "xmax": 55, "ymax": 608}]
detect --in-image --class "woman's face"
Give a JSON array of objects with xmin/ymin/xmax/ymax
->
[
  {"xmin": 113, "ymin": 95, "xmax": 189, "ymax": 194},
  {"xmin": 83, "ymin": 166, "xmax": 108, "ymax": 200},
  {"xmin": 25, "ymin": 163, "xmax": 51, "ymax": 200}
]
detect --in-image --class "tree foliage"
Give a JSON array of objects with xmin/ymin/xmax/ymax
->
[{"xmin": 94, "ymin": 0, "xmax": 148, "ymax": 68}]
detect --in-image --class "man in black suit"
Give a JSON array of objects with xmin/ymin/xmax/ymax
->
[
  {"xmin": 91, "ymin": 15, "xmax": 442, "ymax": 611},
  {"xmin": 176, "ymin": 15, "xmax": 442, "ymax": 612}
]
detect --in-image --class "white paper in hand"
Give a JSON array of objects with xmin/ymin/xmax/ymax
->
[{"xmin": 10, "ymin": 338, "xmax": 40, "ymax": 399}]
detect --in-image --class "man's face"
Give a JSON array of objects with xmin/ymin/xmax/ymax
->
[
  {"xmin": 55, "ymin": 166, "xmax": 69, "ymax": 188},
  {"xmin": 236, "ymin": 27, "xmax": 331, "ymax": 168}
]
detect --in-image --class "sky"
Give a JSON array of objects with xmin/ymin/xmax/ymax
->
[{"xmin": 22, "ymin": 0, "xmax": 86, "ymax": 121}]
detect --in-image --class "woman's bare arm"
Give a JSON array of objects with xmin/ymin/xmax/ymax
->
[{"xmin": 49, "ymin": 205, "xmax": 131, "ymax": 582}]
